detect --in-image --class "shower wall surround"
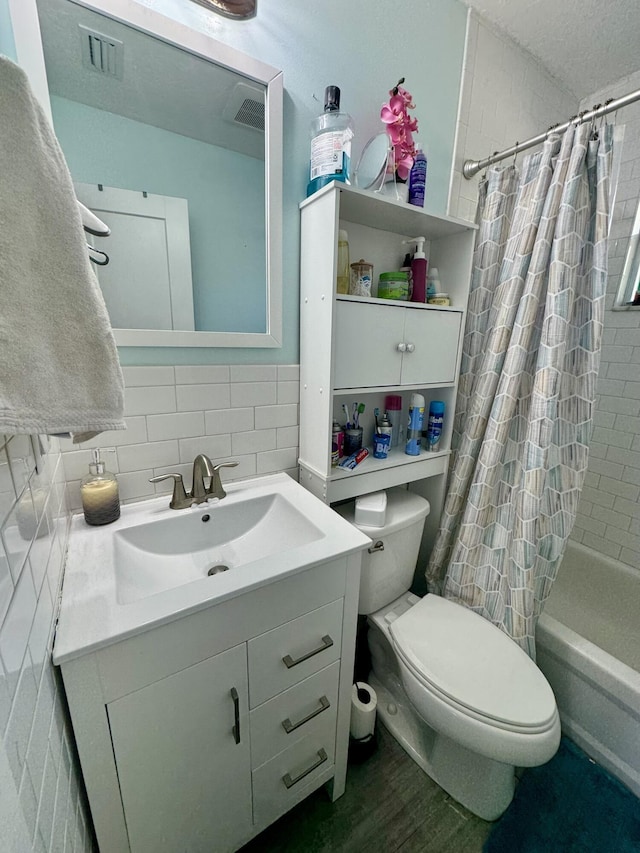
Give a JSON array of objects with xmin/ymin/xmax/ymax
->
[{"xmin": 570, "ymin": 68, "xmax": 640, "ymax": 569}]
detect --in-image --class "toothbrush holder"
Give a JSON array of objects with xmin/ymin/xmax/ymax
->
[{"xmin": 344, "ymin": 427, "xmax": 363, "ymax": 456}]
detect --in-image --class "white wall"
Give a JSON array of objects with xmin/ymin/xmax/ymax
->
[
  {"xmin": 570, "ymin": 69, "xmax": 640, "ymax": 568},
  {"xmin": 449, "ymin": 12, "xmax": 577, "ymax": 221}
]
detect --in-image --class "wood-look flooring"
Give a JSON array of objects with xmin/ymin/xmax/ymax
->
[{"xmin": 241, "ymin": 725, "xmax": 493, "ymax": 852}]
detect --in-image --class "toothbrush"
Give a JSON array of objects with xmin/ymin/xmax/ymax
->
[
  {"xmin": 355, "ymin": 403, "xmax": 365, "ymax": 429},
  {"xmin": 342, "ymin": 403, "xmax": 350, "ymax": 428}
]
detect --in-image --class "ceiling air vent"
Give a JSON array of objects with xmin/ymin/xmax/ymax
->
[
  {"xmin": 223, "ymin": 82, "xmax": 265, "ymax": 132},
  {"xmin": 79, "ymin": 25, "xmax": 124, "ymax": 80}
]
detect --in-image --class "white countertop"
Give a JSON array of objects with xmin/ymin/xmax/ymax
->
[{"xmin": 53, "ymin": 473, "xmax": 369, "ymax": 665}]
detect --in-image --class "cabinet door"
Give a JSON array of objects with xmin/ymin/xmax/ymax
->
[
  {"xmin": 400, "ymin": 309, "xmax": 461, "ymax": 386},
  {"xmin": 334, "ymin": 301, "xmax": 404, "ymax": 388},
  {"xmin": 108, "ymin": 644, "xmax": 251, "ymax": 853}
]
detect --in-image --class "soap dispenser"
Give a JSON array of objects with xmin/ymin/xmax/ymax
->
[{"xmin": 81, "ymin": 449, "xmax": 120, "ymax": 526}]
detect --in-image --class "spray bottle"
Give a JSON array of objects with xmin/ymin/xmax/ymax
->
[
  {"xmin": 405, "ymin": 393, "xmax": 425, "ymax": 456},
  {"xmin": 403, "ymin": 237, "xmax": 428, "ymax": 303}
]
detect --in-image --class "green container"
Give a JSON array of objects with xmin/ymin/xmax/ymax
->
[{"xmin": 378, "ymin": 271, "xmax": 409, "ymax": 300}]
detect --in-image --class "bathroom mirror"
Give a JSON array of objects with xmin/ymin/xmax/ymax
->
[
  {"xmin": 22, "ymin": 0, "xmax": 283, "ymax": 347},
  {"xmin": 354, "ymin": 132, "xmax": 392, "ymax": 192}
]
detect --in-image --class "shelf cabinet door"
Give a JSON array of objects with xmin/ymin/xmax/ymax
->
[
  {"xmin": 400, "ymin": 309, "xmax": 461, "ymax": 386},
  {"xmin": 333, "ymin": 301, "xmax": 461, "ymax": 389},
  {"xmin": 107, "ymin": 643, "xmax": 252, "ymax": 853},
  {"xmin": 334, "ymin": 301, "xmax": 405, "ymax": 388}
]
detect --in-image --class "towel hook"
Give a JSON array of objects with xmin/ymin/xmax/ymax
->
[{"xmin": 87, "ymin": 244, "xmax": 109, "ymax": 266}]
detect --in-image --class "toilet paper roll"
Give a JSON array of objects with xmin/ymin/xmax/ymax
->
[{"xmin": 350, "ymin": 682, "xmax": 377, "ymax": 741}]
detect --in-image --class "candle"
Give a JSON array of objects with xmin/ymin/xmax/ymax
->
[{"xmin": 81, "ymin": 477, "xmax": 120, "ymax": 526}]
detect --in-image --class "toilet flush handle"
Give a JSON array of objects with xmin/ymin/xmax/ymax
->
[{"xmin": 368, "ymin": 540, "xmax": 384, "ymax": 554}]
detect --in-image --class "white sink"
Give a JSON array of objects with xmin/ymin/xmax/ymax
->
[
  {"xmin": 53, "ymin": 473, "xmax": 370, "ymax": 664},
  {"xmin": 113, "ymin": 492, "xmax": 323, "ymax": 604}
]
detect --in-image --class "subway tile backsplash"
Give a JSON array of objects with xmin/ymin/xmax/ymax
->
[{"xmin": 61, "ymin": 365, "xmax": 301, "ymax": 511}]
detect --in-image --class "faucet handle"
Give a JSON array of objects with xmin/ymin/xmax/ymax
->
[
  {"xmin": 208, "ymin": 461, "xmax": 239, "ymax": 500},
  {"xmin": 149, "ymin": 473, "xmax": 190, "ymax": 510}
]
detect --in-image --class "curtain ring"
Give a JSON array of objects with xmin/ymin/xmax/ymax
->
[{"xmin": 512, "ymin": 142, "xmax": 519, "ymax": 167}]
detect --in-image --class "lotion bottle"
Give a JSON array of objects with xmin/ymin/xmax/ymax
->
[
  {"xmin": 81, "ymin": 448, "xmax": 120, "ymax": 526},
  {"xmin": 404, "ymin": 237, "xmax": 428, "ymax": 303}
]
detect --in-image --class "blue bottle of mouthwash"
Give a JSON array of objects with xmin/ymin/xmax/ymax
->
[{"xmin": 306, "ymin": 86, "xmax": 354, "ymax": 197}]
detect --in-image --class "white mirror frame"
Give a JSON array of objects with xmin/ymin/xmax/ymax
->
[{"xmin": 9, "ymin": 0, "xmax": 283, "ymax": 348}]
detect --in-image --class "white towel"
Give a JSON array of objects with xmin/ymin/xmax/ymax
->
[{"xmin": 0, "ymin": 56, "xmax": 125, "ymax": 443}]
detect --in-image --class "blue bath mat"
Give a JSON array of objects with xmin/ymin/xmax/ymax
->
[{"xmin": 484, "ymin": 737, "xmax": 640, "ymax": 853}]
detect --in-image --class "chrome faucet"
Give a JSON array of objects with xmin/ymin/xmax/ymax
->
[
  {"xmin": 150, "ymin": 457, "xmax": 239, "ymax": 509},
  {"xmin": 191, "ymin": 454, "xmax": 215, "ymax": 504}
]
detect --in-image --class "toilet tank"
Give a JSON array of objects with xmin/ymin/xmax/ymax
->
[{"xmin": 335, "ymin": 488, "xmax": 430, "ymax": 615}]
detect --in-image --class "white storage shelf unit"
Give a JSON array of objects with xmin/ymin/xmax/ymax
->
[{"xmin": 299, "ymin": 182, "xmax": 476, "ymax": 506}]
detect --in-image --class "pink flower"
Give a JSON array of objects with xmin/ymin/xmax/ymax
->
[{"xmin": 380, "ymin": 78, "xmax": 419, "ymax": 179}]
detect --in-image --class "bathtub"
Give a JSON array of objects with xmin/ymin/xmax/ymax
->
[{"xmin": 536, "ymin": 540, "xmax": 640, "ymax": 798}]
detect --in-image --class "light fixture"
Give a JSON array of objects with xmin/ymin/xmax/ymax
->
[{"xmin": 188, "ymin": 0, "xmax": 256, "ymax": 19}]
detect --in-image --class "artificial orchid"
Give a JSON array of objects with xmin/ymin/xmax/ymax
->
[{"xmin": 380, "ymin": 78, "xmax": 419, "ymax": 180}]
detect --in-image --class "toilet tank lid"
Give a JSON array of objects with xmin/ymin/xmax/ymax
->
[
  {"xmin": 335, "ymin": 488, "xmax": 430, "ymax": 535},
  {"xmin": 389, "ymin": 594, "xmax": 557, "ymax": 730}
]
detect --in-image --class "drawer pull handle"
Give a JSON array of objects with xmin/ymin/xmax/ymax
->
[
  {"xmin": 282, "ymin": 748, "xmax": 328, "ymax": 789},
  {"xmin": 282, "ymin": 695, "xmax": 331, "ymax": 734},
  {"xmin": 230, "ymin": 687, "xmax": 241, "ymax": 744},
  {"xmin": 283, "ymin": 635, "xmax": 334, "ymax": 669}
]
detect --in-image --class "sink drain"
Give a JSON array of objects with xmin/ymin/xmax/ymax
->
[{"xmin": 207, "ymin": 564, "xmax": 230, "ymax": 576}]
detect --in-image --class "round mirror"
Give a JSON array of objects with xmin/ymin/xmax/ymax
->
[{"xmin": 355, "ymin": 132, "xmax": 392, "ymax": 191}]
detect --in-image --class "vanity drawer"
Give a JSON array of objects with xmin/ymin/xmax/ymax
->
[
  {"xmin": 252, "ymin": 724, "xmax": 336, "ymax": 828},
  {"xmin": 250, "ymin": 661, "xmax": 340, "ymax": 768},
  {"xmin": 248, "ymin": 599, "xmax": 343, "ymax": 707}
]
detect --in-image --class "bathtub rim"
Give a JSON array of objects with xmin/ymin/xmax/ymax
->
[{"xmin": 536, "ymin": 611, "xmax": 640, "ymax": 713}]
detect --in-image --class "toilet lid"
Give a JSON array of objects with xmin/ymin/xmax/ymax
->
[{"xmin": 389, "ymin": 595, "xmax": 557, "ymax": 730}]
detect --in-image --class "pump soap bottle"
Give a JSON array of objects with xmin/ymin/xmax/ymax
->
[
  {"xmin": 81, "ymin": 449, "xmax": 120, "ymax": 526},
  {"xmin": 307, "ymin": 86, "xmax": 354, "ymax": 197},
  {"xmin": 404, "ymin": 237, "xmax": 428, "ymax": 303}
]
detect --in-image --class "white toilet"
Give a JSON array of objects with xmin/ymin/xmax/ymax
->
[{"xmin": 336, "ymin": 488, "xmax": 561, "ymax": 821}]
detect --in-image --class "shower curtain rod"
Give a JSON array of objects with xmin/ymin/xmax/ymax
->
[{"xmin": 462, "ymin": 86, "xmax": 640, "ymax": 179}]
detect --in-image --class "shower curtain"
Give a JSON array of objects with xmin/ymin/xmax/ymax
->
[{"xmin": 427, "ymin": 121, "xmax": 613, "ymax": 659}]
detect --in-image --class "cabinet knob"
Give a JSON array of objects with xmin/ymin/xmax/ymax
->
[
  {"xmin": 406, "ymin": 343, "xmax": 416, "ymax": 353},
  {"xmin": 396, "ymin": 342, "xmax": 407, "ymax": 353}
]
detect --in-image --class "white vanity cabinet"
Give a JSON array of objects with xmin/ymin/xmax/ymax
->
[
  {"xmin": 57, "ymin": 553, "xmax": 362, "ymax": 853},
  {"xmin": 107, "ymin": 644, "xmax": 252, "ymax": 853},
  {"xmin": 298, "ymin": 182, "xmax": 476, "ymax": 511}
]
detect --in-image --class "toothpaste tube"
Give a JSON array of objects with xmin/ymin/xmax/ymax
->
[{"xmin": 338, "ymin": 447, "xmax": 369, "ymax": 470}]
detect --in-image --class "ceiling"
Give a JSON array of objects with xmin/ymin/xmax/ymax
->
[
  {"xmin": 462, "ymin": 0, "xmax": 640, "ymax": 100},
  {"xmin": 36, "ymin": 0, "xmax": 265, "ymax": 159}
]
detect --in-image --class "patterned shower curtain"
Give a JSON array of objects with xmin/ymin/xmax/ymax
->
[{"xmin": 426, "ymin": 122, "xmax": 613, "ymax": 659}]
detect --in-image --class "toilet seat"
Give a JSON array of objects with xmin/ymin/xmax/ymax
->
[{"xmin": 388, "ymin": 594, "xmax": 558, "ymax": 733}]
